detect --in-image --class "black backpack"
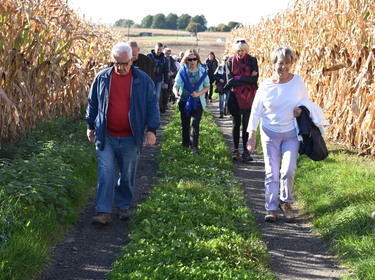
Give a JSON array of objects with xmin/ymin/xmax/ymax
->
[{"xmin": 297, "ymin": 106, "xmax": 328, "ymax": 161}]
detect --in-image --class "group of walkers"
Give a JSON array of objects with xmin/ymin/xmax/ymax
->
[{"xmin": 85, "ymin": 38, "xmax": 329, "ymax": 225}]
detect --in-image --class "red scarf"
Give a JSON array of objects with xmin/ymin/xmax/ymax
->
[{"xmin": 232, "ymin": 54, "xmax": 256, "ymax": 110}]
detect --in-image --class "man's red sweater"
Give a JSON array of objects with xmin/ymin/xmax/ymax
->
[{"xmin": 106, "ymin": 70, "xmax": 133, "ymax": 137}]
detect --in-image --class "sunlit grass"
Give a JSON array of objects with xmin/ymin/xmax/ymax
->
[{"xmin": 294, "ymin": 150, "xmax": 375, "ymax": 279}]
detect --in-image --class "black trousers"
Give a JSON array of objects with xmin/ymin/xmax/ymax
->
[
  {"xmin": 232, "ymin": 108, "xmax": 251, "ymax": 151},
  {"xmin": 178, "ymin": 101, "xmax": 203, "ymax": 148}
]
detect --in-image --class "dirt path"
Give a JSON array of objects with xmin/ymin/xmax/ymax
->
[
  {"xmin": 38, "ymin": 101, "xmax": 346, "ymax": 280},
  {"xmin": 37, "ymin": 110, "xmax": 172, "ymax": 280},
  {"xmin": 206, "ymin": 100, "xmax": 346, "ymax": 280}
]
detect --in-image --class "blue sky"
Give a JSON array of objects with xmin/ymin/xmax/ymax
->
[{"xmin": 68, "ymin": 0, "xmax": 294, "ymax": 27}]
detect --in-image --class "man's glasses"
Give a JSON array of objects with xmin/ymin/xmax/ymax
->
[
  {"xmin": 236, "ymin": 40, "xmax": 247, "ymax": 44},
  {"xmin": 112, "ymin": 60, "xmax": 131, "ymax": 67},
  {"xmin": 187, "ymin": 58, "xmax": 198, "ymax": 62}
]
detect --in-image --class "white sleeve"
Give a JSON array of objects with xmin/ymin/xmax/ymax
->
[{"xmin": 247, "ymin": 87, "xmax": 263, "ymax": 132}]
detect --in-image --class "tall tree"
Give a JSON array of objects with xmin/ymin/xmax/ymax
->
[
  {"xmin": 114, "ymin": 19, "xmax": 134, "ymax": 28},
  {"xmin": 165, "ymin": 13, "xmax": 178, "ymax": 30},
  {"xmin": 141, "ymin": 15, "xmax": 153, "ymax": 28},
  {"xmin": 151, "ymin": 13, "xmax": 167, "ymax": 29},
  {"xmin": 190, "ymin": 15, "xmax": 207, "ymax": 31},
  {"xmin": 177, "ymin": 14, "xmax": 191, "ymax": 30},
  {"xmin": 228, "ymin": 21, "xmax": 241, "ymax": 29}
]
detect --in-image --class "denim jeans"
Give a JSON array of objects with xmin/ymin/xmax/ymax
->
[
  {"xmin": 154, "ymin": 81, "xmax": 163, "ymax": 105},
  {"xmin": 219, "ymin": 91, "xmax": 229, "ymax": 113},
  {"xmin": 260, "ymin": 126, "xmax": 299, "ymax": 211},
  {"xmin": 95, "ymin": 134, "xmax": 139, "ymax": 213}
]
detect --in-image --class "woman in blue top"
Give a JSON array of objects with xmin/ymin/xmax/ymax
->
[{"xmin": 173, "ymin": 49, "xmax": 210, "ymax": 154}]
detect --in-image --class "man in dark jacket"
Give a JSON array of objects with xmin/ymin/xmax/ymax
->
[
  {"xmin": 160, "ymin": 47, "xmax": 177, "ymax": 113},
  {"xmin": 126, "ymin": 41, "xmax": 154, "ymax": 79},
  {"xmin": 147, "ymin": 42, "xmax": 169, "ymax": 104},
  {"xmin": 86, "ymin": 42, "xmax": 159, "ymax": 225}
]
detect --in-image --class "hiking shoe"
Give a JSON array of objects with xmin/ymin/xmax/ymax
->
[
  {"xmin": 265, "ymin": 210, "xmax": 277, "ymax": 222},
  {"xmin": 219, "ymin": 112, "xmax": 224, "ymax": 118},
  {"xmin": 279, "ymin": 201, "xmax": 295, "ymax": 222},
  {"xmin": 242, "ymin": 150, "xmax": 253, "ymax": 162},
  {"xmin": 92, "ymin": 212, "xmax": 112, "ymax": 224},
  {"xmin": 232, "ymin": 149, "xmax": 240, "ymax": 161},
  {"xmin": 190, "ymin": 147, "xmax": 199, "ymax": 154},
  {"xmin": 118, "ymin": 209, "xmax": 132, "ymax": 220}
]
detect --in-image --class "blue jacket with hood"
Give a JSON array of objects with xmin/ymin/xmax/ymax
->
[{"xmin": 85, "ymin": 65, "xmax": 160, "ymax": 151}]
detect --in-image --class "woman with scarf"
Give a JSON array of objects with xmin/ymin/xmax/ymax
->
[
  {"xmin": 226, "ymin": 39, "xmax": 259, "ymax": 162},
  {"xmin": 173, "ymin": 49, "xmax": 210, "ymax": 154}
]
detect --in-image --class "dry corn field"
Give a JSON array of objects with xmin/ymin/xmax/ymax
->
[
  {"xmin": 1, "ymin": 0, "xmax": 374, "ymax": 157},
  {"xmin": 0, "ymin": 0, "xmax": 122, "ymax": 143},
  {"xmin": 226, "ymin": 0, "xmax": 375, "ymax": 157}
]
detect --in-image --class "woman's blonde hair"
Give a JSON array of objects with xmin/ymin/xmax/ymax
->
[
  {"xmin": 181, "ymin": 49, "xmax": 201, "ymax": 65},
  {"xmin": 233, "ymin": 38, "xmax": 249, "ymax": 53},
  {"xmin": 271, "ymin": 46, "xmax": 295, "ymax": 64}
]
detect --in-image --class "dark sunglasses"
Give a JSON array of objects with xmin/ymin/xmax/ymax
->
[
  {"xmin": 236, "ymin": 40, "xmax": 247, "ymax": 44},
  {"xmin": 187, "ymin": 58, "xmax": 198, "ymax": 62}
]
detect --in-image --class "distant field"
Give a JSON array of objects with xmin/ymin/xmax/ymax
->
[{"xmin": 112, "ymin": 27, "xmax": 231, "ymax": 60}]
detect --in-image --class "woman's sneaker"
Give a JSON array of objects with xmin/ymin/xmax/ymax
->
[
  {"xmin": 232, "ymin": 149, "xmax": 240, "ymax": 161},
  {"xmin": 241, "ymin": 150, "xmax": 253, "ymax": 162},
  {"xmin": 279, "ymin": 201, "xmax": 295, "ymax": 222},
  {"xmin": 265, "ymin": 210, "xmax": 277, "ymax": 222}
]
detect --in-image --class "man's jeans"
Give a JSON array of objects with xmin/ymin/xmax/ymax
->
[
  {"xmin": 155, "ymin": 81, "xmax": 163, "ymax": 105},
  {"xmin": 219, "ymin": 91, "xmax": 229, "ymax": 113},
  {"xmin": 95, "ymin": 134, "xmax": 139, "ymax": 213}
]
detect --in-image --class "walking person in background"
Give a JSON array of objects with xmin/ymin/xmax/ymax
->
[
  {"xmin": 86, "ymin": 42, "xmax": 159, "ymax": 225},
  {"xmin": 173, "ymin": 49, "xmax": 210, "ymax": 154},
  {"xmin": 147, "ymin": 42, "xmax": 169, "ymax": 105},
  {"xmin": 246, "ymin": 46, "xmax": 308, "ymax": 223},
  {"xmin": 160, "ymin": 47, "xmax": 177, "ymax": 113},
  {"xmin": 214, "ymin": 55, "xmax": 230, "ymax": 118},
  {"xmin": 204, "ymin": 51, "xmax": 218, "ymax": 103},
  {"xmin": 226, "ymin": 39, "xmax": 259, "ymax": 162},
  {"xmin": 126, "ymin": 41, "xmax": 154, "ymax": 79}
]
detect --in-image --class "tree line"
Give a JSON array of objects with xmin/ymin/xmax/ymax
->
[{"xmin": 114, "ymin": 13, "xmax": 241, "ymax": 33}]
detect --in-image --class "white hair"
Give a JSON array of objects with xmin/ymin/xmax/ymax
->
[{"xmin": 111, "ymin": 42, "xmax": 132, "ymax": 58}]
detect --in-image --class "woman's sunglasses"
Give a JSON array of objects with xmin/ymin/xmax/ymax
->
[
  {"xmin": 236, "ymin": 40, "xmax": 246, "ymax": 44},
  {"xmin": 187, "ymin": 58, "xmax": 198, "ymax": 62}
]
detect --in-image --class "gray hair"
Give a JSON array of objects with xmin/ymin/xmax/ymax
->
[
  {"xmin": 111, "ymin": 42, "xmax": 132, "ymax": 58},
  {"xmin": 271, "ymin": 46, "xmax": 295, "ymax": 64}
]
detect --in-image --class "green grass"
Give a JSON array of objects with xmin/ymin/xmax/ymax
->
[
  {"xmin": 294, "ymin": 149, "xmax": 375, "ymax": 279},
  {"xmin": 108, "ymin": 108, "xmax": 274, "ymax": 280},
  {"xmin": 1, "ymin": 105, "xmax": 375, "ymax": 279},
  {"xmin": 0, "ymin": 113, "xmax": 97, "ymax": 280}
]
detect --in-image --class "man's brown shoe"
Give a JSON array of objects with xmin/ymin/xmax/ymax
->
[
  {"xmin": 92, "ymin": 212, "xmax": 112, "ymax": 224},
  {"xmin": 118, "ymin": 209, "xmax": 132, "ymax": 220},
  {"xmin": 265, "ymin": 210, "xmax": 277, "ymax": 222},
  {"xmin": 279, "ymin": 201, "xmax": 295, "ymax": 222}
]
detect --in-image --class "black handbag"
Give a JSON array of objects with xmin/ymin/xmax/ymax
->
[{"xmin": 227, "ymin": 91, "xmax": 240, "ymax": 115}]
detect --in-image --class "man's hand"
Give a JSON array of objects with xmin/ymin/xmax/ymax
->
[
  {"xmin": 144, "ymin": 131, "xmax": 156, "ymax": 146},
  {"xmin": 87, "ymin": 129, "xmax": 95, "ymax": 143}
]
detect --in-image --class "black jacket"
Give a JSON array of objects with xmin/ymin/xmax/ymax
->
[{"xmin": 297, "ymin": 106, "xmax": 328, "ymax": 161}]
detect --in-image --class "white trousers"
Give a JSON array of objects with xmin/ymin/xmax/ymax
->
[{"xmin": 261, "ymin": 126, "xmax": 300, "ymax": 211}]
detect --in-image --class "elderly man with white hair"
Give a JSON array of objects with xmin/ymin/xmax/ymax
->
[{"xmin": 86, "ymin": 42, "xmax": 159, "ymax": 224}]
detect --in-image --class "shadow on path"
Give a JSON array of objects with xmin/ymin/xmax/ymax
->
[{"xmin": 206, "ymin": 100, "xmax": 345, "ymax": 280}]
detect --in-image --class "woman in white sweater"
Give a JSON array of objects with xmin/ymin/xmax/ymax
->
[{"xmin": 246, "ymin": 46, "xmax": 309, "ymax": 222}]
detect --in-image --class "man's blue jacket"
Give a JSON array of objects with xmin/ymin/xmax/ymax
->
[{"xmin": 85, "ymin": 65, "xmax": 160, "ymax": 151}]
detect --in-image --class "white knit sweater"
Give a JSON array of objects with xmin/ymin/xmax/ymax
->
[{"xmin": 247, "ymin": 74, "xmax": 309, "ymax": 133}]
